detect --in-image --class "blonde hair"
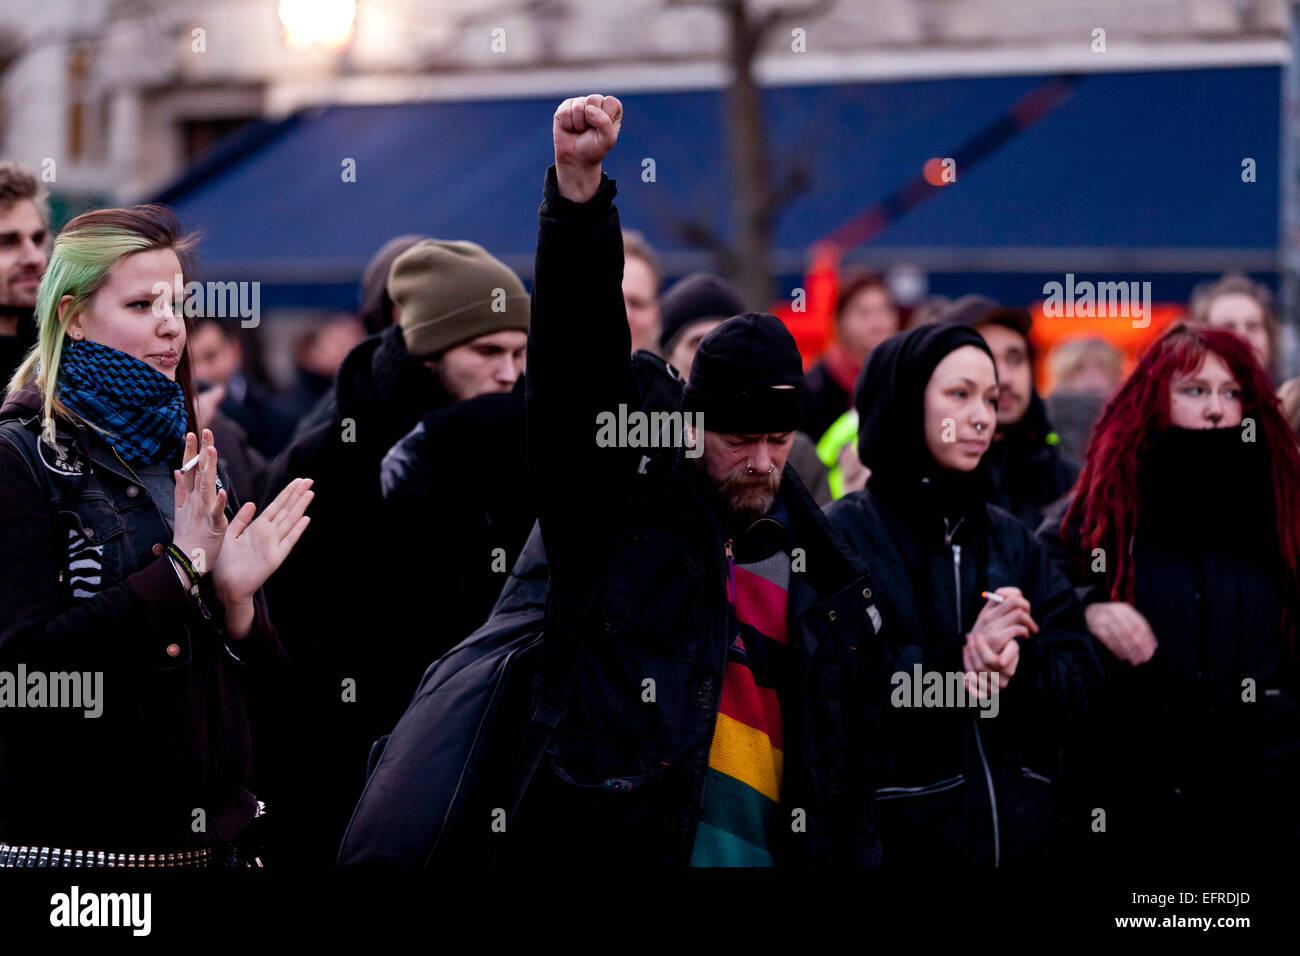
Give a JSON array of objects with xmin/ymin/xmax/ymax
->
[
  {"xmin": 7, "ymin": 204, "xmax": 198, "ymax": 445},
  {"xmin": 1047, "ymin": 336, "xmax": 1123, "ymax": 393}
]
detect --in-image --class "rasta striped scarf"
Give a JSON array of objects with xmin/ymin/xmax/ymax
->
[{"xmin": 55, "ymin": 338, "xmax": 187, "ymax": 467}]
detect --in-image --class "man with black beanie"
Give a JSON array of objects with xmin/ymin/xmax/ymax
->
[
  {"xmin": 506, "ymin": 93, "xmax": 884, "ymax": 867},
  {"xmin": 659, "ymin": 271, "xmax": 744, "ymax": 378},
  {"xmin": 662, "ymin": 273, "xmax": 833, "ymax": 506},
  {"xmin": 939, "ymin": 294, "xmax": 1079, "ymax": 530}
]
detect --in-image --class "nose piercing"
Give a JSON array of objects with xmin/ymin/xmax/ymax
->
[{"xmin": 747, "ymin": 465, "xmax": 776, "ymax": 475}]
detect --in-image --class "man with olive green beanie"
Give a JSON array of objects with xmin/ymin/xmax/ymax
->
[
  {"xmin": 258, "ymin": 237, "xmax": 531, "ymax": 866},
  {"xmin": 390, "ymin": 238, "xmax": 530, "ymax": 399}
]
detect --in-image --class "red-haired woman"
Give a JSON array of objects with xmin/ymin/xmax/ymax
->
[{"xmin": 1038, "ymin": 322, "xmax": 1300, "ymax": 864}]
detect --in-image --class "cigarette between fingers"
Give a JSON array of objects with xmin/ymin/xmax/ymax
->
[
  {"xmin": 180, "ymin": 452, "xmax": 202, "ymax": 474},
  {"xmin": 980, "ymin": 590, "xmax": 1006, "ymax": 604}
]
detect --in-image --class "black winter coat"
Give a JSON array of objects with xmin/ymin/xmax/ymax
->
[
  {"xmin": 379, "ymin": 386, "xmax": 533, "ymax": 655},
  {"xmin": 827, "ymin": 488, "xmax": 1102, "ymax": 865},
  {"xmin": 257, "ymin": 324, "xmax": 455, "ymax": 864},
  {"xmin": 515, "ymin": 167, "xmax": 885, "ymax": 865},
  {"xmin": 0, "ymin": 385, "xmax": 284, "ymax": 850},
  {"xmin": 1037, "ymin": 433, "xmax": 1300, "ymax": 863}
]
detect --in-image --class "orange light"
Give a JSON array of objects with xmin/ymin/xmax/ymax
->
[{"xmin": 922, "ymin": 157, "xmax": 949, "ymax": 186}]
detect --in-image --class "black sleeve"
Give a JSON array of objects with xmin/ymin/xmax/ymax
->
[
  {"xmin": 379, "ymin": 420, "xmax": 432, "ymax": 502},
  {"xmin": 211, "ymin": 460, "xmax": 288, "ymax": 670},
  {"xmin": 1007, "ymin": 517, "xmax": 1105, "ymax": 722},
  {"xmin": 526, "ymin": 165, "xmax": 639, "ymax": 609},
  {"xmin": 1035, "ymin": 491, "xmax": 1105, "ymax": 607}
]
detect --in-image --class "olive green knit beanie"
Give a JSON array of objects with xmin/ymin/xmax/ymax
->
[{"xmin": 388, "ymin": 239, "xmax": 530, "ymax": 358}]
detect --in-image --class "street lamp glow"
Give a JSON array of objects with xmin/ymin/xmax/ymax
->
[{"xmin": 279, "ymin": 0, "xmax": 357, "ymax": 50}]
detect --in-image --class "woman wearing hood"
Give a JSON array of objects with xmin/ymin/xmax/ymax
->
[
  {"xmin": 827, "ymin": 324, "xmax": 1102, "ymax": 866},
  {"xmin": 1038, "ymin": 322, "xmax": 1300, "ymax": 865}
]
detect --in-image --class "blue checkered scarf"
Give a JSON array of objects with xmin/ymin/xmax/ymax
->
[{"xmin": 56, "ymin": 338, "xmax": 187, "ymax": 467}]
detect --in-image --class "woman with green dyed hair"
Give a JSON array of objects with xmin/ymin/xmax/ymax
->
[{"xmin": 0, "ymin": 204, "xmax": 314, "ymax": 868}]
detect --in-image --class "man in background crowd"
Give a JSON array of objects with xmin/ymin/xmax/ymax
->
[
  {"xmin": 941, "ymin": 294, "xmax": 1078, "ymax": 530},
  {"xmin": 260, "ymin": 237, "xmax": 529, "ymax": 866},
  {"xmin": 190, "ymin": 317, "xmax": 299, "ymax": 458},
  {"xmin": 1044, "ymin": 336, "xmax": 1124, "ymax": 462},
  {"xmin": 1190, "ymin": 272, "xmax": 1281, "ymax": 382},
  {"xmin": 0, "ymin": 162, "xmax": 47, "ymax": 387},
  {"xmin": 800, "ymin": 270, "xmax": 900, "ymax": 442},
  {"xmin": 623, "ymin": 229, "xmax": 661, "ymax": 353},
  {"xmin": 291, "ymin": 236, "xmax": 428, "ymax": 436}
]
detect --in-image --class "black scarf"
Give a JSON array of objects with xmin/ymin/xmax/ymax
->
[
  {"xmin": 1137, "ymin": 425, "xmax": 1278, "ymax": 555},
  {"xmin": 336, "ymin": 325, "xmax": 453, "ymax": 450}
]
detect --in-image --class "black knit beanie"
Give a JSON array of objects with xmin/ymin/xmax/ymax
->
[
  {"xmin": 659, "ymin": 272, "xmax": 746, "ymax": 353},
  {"xmin": 681, "ymin": 312, "xmax": 804, "ymax": 433}
]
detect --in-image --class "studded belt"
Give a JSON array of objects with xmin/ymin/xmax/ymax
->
[{"xmin": 0, "ymin": 844, "xmax": 215, "ymax": 868}]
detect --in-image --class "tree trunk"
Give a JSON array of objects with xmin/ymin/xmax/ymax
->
[{"xmin": 723, "ymin": 0, "xmax": 775, "ymax": 310}]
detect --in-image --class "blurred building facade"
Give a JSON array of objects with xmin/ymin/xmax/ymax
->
[{"xmin": 0, "ymin": 0, "xmax": 1290, "ymax": 205}]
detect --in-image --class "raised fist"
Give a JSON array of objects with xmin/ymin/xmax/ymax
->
[{"xmin": 553, "ymin": 93, "xmax": 622, "ymax": 203}]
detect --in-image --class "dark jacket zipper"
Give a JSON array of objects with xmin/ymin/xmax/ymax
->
[{"xmin": 945, "ymin": 516, "xmax": 1000, "ymax": 867}]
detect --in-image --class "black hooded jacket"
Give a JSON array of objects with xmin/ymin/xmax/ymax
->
[{"xmin": 826, "ymin": 325, "xmax": 1103, "ymax": 866}]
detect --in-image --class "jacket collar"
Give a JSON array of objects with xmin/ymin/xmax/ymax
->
[{"xmin": 1, "ymin": 382, "xmax": 160, "ymax": 486}]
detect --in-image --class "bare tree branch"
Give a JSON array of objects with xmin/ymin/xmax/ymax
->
[
  {"xmin": 676, "ymin": 217, "xmax": 737, "ymax": 276},
  {"xmin": 757, "ymin": 159, "xmax": 811, "ymax": 232}
]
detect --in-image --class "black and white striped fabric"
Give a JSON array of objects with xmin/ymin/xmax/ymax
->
[{"xmin": 66, "ymin": 526, "xmax": 104, "ymax": 600}]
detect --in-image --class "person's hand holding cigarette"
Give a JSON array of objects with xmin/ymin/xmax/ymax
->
[
  {"xmin": 963, "ymin": 586, "xmax": 1039, "ymax": 695},
  {"xmin": 170, "ymin": 428, "xmax": 229, "ymax": 581}
]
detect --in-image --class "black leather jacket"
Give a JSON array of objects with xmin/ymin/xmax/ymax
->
[{"xmin": 0, "ymin": 385, "xmax": 285, "ymax": 850}]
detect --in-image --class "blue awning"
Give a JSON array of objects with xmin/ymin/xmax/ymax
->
[{"xmin": 154, "ymin": 65, "xmax": 1281, "ymax": 311}]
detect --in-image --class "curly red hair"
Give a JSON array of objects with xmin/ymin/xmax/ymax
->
[{"xmin": 1063, "ymin": 322, "xmax": 1300, "ymax": 640}]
